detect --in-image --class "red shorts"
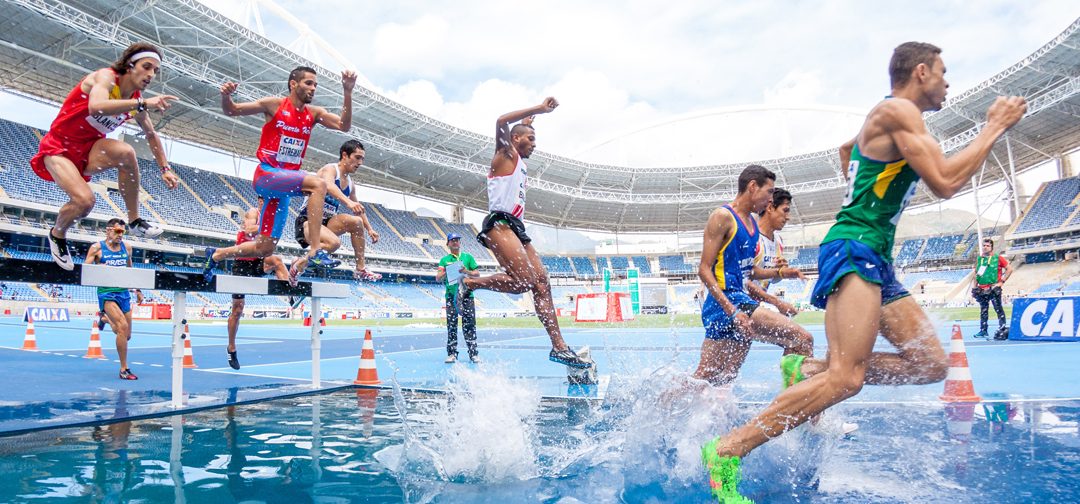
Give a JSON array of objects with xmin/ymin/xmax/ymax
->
[{"xmin": 30, "ymin": 133, "xmax": 96, "ymax": 183}]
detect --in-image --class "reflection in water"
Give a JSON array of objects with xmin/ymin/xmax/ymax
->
[{"xmin": 0, "ymin": 381, "xmax": 1078, "ymax": 503}]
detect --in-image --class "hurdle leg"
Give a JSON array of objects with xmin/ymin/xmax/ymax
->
[
  {"xmin": 311, "ymin": 296, "xmax": 321, "ymax": 388},
  {"xmin": 171, "ymin": 291, "xmax": 187, "ymax": 408}
]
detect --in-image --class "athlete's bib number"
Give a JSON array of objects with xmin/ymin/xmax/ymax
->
[
  {"xmin": 841, "ymin": 160, "xmax": 859, "ymax": 207},
  {"xmin": 889, "ymin": 181, "xmax": 919, "ymax": 226},
  {"xmin": 277, "ymin": 136, "xmax": 306, "ymax": 165}
]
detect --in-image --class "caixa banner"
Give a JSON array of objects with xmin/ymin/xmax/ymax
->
[{"xmin": 1010, "ymin": 297, "xmax": 1080, "ymax": 341}]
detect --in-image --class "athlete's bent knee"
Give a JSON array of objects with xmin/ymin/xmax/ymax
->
[{"xmin": 825, "ymin": 368, "xmax": 866, "ymax": 400}]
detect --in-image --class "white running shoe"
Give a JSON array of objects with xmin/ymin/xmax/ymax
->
[
  {"xmin": 128, "ymin": 218, "xmax": 163, "ymax": 238},
  {"xmin": 47, "ymin": 228, "xmax": 73, "ymax": 271},
  {"xmin": 444, "ymin": 354, "xmax": 457, "ymax": 364}
]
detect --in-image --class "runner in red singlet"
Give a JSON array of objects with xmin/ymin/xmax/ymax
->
[
  {"xmin": 225, "ymin": 196, "xmax": 289, "ymax": 369},
  {"xmin": 32, "ymin": 42, "xmax": 179, "ymax": 270},
  {"xmin": 201, "ymin": 66, "xmax": 357, "ymax": 284}
]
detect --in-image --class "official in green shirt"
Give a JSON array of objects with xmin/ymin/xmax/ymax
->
[
  {"xmin": 436, "ymin": 233, "xmax": 480, "ymax": 363},
  {"xmin": 971, "ymin": 237, "xmax": 1012, "ymax": 340}
]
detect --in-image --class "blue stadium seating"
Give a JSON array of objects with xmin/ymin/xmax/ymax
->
[
  {"xmin": 541, "ymin": 256, "xmax": 574, "ymax": 276},
  {"xmin": 631, "ymin": 255, "xmax": 652, "ymax": 274},
  {"xmin": 787, "ymin": 248, "xmax": 819, "ymax": 268},
  {"xmin": 572, "ymin": 256, "xmax": 596, "ymax": 276},
  {"xmin": 895, "ymin": 239, "xmax": 924, "ymax": 265},
  {"xmin": 659, "ymin": 255, "xmax": 694, "ymax": 274},
  {"xmin": 1015, "ymin": 177, "xmax": 1080, "ymax": 233},
  {"xmin": 920, "ymin": 234, "xmax": 964, "ymax": 261}
]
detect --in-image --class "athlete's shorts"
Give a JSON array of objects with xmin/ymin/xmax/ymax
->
[
  {"xmin": 811, "ymin": 239, "xmax": 911, "ymax": 309},
  {"xmin": 701, "ymin": 289, "xmax": 759, "ymax": 341},
  {"xmin": 253, "ymin": 163, "xmax": 308, "ymax": 238},
  {"xmin": 477, "ymin": 211, "xmax": 531, "ymax": 248},
  {"xmin": 294, "ymin": 212, "xmax": 333, "ymax": 249},
  {"xmin": 30, "ymin": 133, "xmax": 96, "ymax": 183},
  {"xmin": 230, "ymin": 258, "xmax": 266, "ymax": 300},
  {"xmin": 98, "ymin": 290, "xmax": 132, "ymax": 314}
]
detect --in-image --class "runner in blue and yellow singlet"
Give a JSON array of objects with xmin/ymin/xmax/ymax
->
[
  {"xmin": 701, "ymin": 42, "xmax": 1027, "ymax": 503},
  {"xmin": 692, "ymin": 166, "xmax": 809, "ymax": 388},
  {"xmin": 85, "ymin": 218, "xmax": 141, "ymax": 381}
]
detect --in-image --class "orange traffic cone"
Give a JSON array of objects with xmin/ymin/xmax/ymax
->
[
  {"xmin": 940, "ymin": 323, "xmax": 980, "ymax": 402},
  {"xmin": 356, "ymin": 388, "xmax": 379, "ymax": 437},
  {"xmin": 21, "ymin": 315, "xmax": 37, "ymax": 351},
  {"xmin": 182, "ymin": 324, "xmax": 197, "ymax": 368},
  {"xmin": 353, "ymin": 329, "xmax": 381, "ymax": 385},
  {"xmin": 84, "ymin": 318, "xmax": 106, "ymax": 359}
]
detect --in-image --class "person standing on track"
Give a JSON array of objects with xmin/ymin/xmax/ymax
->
[
  {"xmin": 85, "ymin": 219, "xmax": 140, "ymax": 380},
  {"xmin": 294, "ymin": 140, "xmax": 382, "ymax": 282},
  {"xmin": 32, "ymin": 42, "xmax": 179, "ymax": 270},
  {"xmin": 458, "ymin": 98, "xmax": 592, "ymax": 369},
  {"xmin": 970, "ymin": 237, "xmax": 1012, "ymax": 340},
  {"xmin": 436, "ymin": 233, "xmax": 480, "ymax": 364},
  {"xmin": 226, "ymin": 196, "xmax": 291, "ymax": 369},
  {"xmin": 202, "ymin": 66, "xmax": 357, "ymax": 283},
  {"xmin": 700, "ymin": 42, "xmax": 1027, "ymax": 503}
]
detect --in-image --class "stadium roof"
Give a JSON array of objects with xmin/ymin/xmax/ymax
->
[{"xmin": 1, "ymin": 0, "xmax": 1078, "ymax": 232}]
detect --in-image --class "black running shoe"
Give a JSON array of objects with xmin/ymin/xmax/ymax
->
[
  {"xmin": 128, "ymin": 217, "xmax": 163, "ymax": 238},
  {"xmin": 48, "ymin": 228, "xmax": 73, "ymax": 271},
  {"xmin": 549, "ymin": 348, "xmax": 593, "ymax": 369},
  {"xmin": 119, "ymin": 369, "xmax": 139, "ymax": 380},
  {"xmin": 228, "ymin": 350, "xmax": 240, "ymax": 370},
  {"xmin": 98, "ymin": 313, "xmax": 107, "ymax": 331}
]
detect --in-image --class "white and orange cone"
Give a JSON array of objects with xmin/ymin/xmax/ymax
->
[
  {"xmin": 21, "ymin": 315, "xmax": 37, "ymax": 351},
  {"xmin": 940, "ymin": 323, "xmax": 981, "ymax": 402},
  {"xmin": 353, "ymin": 329, "xmax": 381, "ymax": 385},
  {"xmin": 84, "ymin": 318, "xmax": 106, "ymax": 359},
  {"xmin": 182, "ymin": 324, "xmax": 197, "ymax": 368}
]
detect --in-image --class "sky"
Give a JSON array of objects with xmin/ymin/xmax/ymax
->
[{"xmin": 1, "ymin": 1, "xmax": 1078, "ymax": 251}]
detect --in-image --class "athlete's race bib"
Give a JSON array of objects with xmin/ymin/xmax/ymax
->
[
  {"xmin": 977, "ymin": 265, "xmax": 987, "ymax": 275},
  {"xmin": 86, "ymin": 113, "xmax": 129, "ymax": 135},
  {"xmin": 277, "ymin": 136, "xmax": 306, "ymax": 165}
]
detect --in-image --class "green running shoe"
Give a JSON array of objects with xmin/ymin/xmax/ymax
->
[
  {"xmin": 701, "ymin": 436, "xmax": 753, "ymax": 503},
  {"xmin": 781, "ymin": 354, "xmax": 806, "ymax": 390}
]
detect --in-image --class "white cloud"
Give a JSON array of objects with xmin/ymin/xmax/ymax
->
[{"xmin": 372, "ymin": 15, "xmax": 451, "ymax": 79}]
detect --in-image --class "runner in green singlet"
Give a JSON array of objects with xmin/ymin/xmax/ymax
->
[{"xmin": 700, "ymin": 42, "xmax": 1027, "ymax": 503}]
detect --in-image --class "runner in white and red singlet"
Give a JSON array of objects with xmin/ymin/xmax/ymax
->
[
  {"xmin": 458, "ymin": 98, "xmax": 591, "ymax": 369},
  {"xmin": 201, "ymin": 66, "xmax": 357, "ymax": 284},
  {"xmin": 32, "ymin": 42, "xmax": 180, "ymax": 270}
]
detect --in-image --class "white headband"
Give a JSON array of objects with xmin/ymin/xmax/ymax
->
[{"xmin": 128, "ymin": 51, "xmax": 161, "ymax": 64}]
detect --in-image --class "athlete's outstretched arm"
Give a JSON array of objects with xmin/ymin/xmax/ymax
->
[
  {"xmin": 314, "ymin": 70, "xmax": 357, "ymax": 132},
  {"xmin": 495, "ymin": 98, "xmax": 558, "ymax": 149},
  {"xmin": 220, "ymin": 82, "xmax": 280, "ymax": 118},
  {"xmin": 890, "ymin": 96, "xmax": 1026, "ymax": 199},
  {"xmin": 133, "ymin": 112, "xmax": 179, "ymax": 189},
  {"xmin": 86, "ymin": 69, "xmax": 177, "ymax": 117}
]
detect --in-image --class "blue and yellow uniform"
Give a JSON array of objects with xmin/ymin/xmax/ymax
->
[
  {"xmin": 702, "ymin": 205, "xmax": 760, "ymax": 341},
  {"xmin": 97, "ymin": 240, "xmax": 132, "ymax": 314},
  {"xmin": 811, "ymin": 142, "xmax": 916, "ymax": 308}
]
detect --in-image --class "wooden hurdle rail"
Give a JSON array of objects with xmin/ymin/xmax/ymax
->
[{"xmin": 0, "ymin": 257, "xmax": 350, "ymax": 408}]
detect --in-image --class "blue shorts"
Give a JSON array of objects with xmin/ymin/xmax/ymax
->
[
  {"xmin": 253, "ymin": 163, "xmax": 308, "ymax": 239},
  {"xmin": 701, "ymin": 289, "xmax": 759, "ymax": 341},
  {"xmin": 99, "ymin": 290, "xmax": 132, "ymax": 314},
  {"xmin": 811, "ymin": 239, "xmax": 910, "ymax": 309}
]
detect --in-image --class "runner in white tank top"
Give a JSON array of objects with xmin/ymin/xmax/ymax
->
[
  {"xmin": 487, "ymin": 153, "xmax": 528, "ymax": 218},
  {"xmin": 461, "ymin": 98, "xmax": 592, "ymax": 370},
  {"xmin": 746, "ymin": 188, "xmax": 804, "ymax": 317}
]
